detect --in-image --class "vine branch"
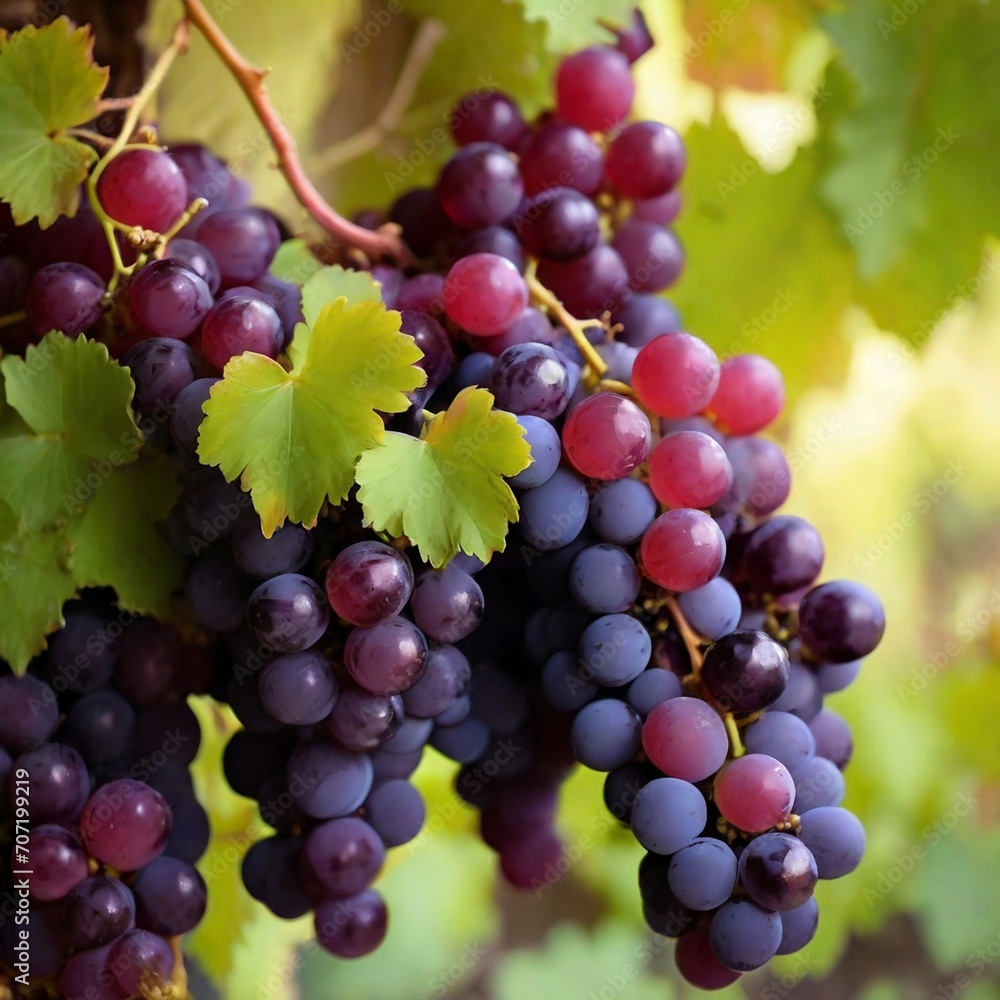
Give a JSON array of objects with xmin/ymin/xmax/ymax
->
[
  {"xmin": 525, "ymin": 268, "xmax": 608, "ymax": 386},
  {"xmin": 312, "ymin": 19, "xmax": 447, "ymax": 174},
  {"xmin": 180, "ymin": 0, "xmax": 414, "ymax": 266}
]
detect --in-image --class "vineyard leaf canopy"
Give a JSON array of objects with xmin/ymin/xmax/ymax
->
[
  {"xmin": 0, "ymin": 334, "xmax": 141, "ymax": 531},
  {"xmin": 0, "ymin": 17, "xmax": 108, "ymax": 226},
  {"xmin": 198, "ymin": 298, "xmax": 425, "ymax": 537},
  {"xmin": 356, "ymin": 386, "xmax": 530, "ymax": 568}
]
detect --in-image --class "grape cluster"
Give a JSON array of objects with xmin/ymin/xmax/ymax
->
[
  {"xmin": 0, "ymin": 602, "xmax": 211, "ymax": 998},
  {"xmin": 0, "ymin": 6, "xmax": 886, "ymax": 992}
]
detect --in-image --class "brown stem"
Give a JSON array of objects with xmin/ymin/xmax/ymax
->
[
  {"xmin": 0, "ymin": 311, "xmax": 27, "ymax": 330},
  {"xmin": 664, "ymin": 594, "xmax": 704, "ymax": 675},
  {"xmin": 181, "ymin": 0, "xmax": 413, "ymax": 267},
  {"xmin": 312, "ymin": 19, "xmax": 448, "ymax": 175}
]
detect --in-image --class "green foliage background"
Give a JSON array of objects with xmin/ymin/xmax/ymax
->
[{"xmin": 144, "ymin": 0, "xmax": 1000, "ymax": 996}]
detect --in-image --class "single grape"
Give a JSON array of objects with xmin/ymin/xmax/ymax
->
[
  {"xmin": 231, "ymin": 517, "xmax": 312, "ymax": 578},
  {"xmin": 247, "ymin": 573, "xmax": 330, "ymax": 652},
  {"xmin": 57, "ymin": 942, "xmax": 125, "ymax": 1000},
  {"xmin": 488, "ymin": 342, "xmax": 570, "ymax": 419},
  {"xmin": 578, "ymin": 613, "xmax": 652, "ymax": 686},
  {"xmin": 641, "ymin": 509, "xmax": 726, "ymax": 592},
  {"xmin": 631, "ymin": 777, "xmax": 707, "ymax": 854},
  {"xmin": 378, "ymin": 715, "xmax": 433, "ymax": 755},
  {"xmin": 410, "ymin": 564, "xmax": 484, "ymax": 643},
  {"xmin": 453, "ymin": 225, "xmax": 526, "ymax": 273},
  {"xmin": 701, "ymin": 630, "xmax": 790, "ymax": 713},
  {"xmin": 258, "ymin": 650, "xmax": 338, "ymax": 725},
  {"xmin": 62, "ymin": 875, "xmax": 136, "ymax": 949},
  {"xmin": 668, "ymin": 837, "xmax": 739, "ymax": 911},
  {"xmin": 304, "ymin": 816, "xmax": 385, "ymax": 896},
  {"xmin": 363, "ymin": 779, "xmax": 426, "ymax": 847},
  {"xmin": 612, "ymin": 220, "xmax": 684, "ymax": 292},
  {"xmin": 25, "ymin": 824, "xmax": 89, "ymax": 901},
  {"xmin": 632, "ymin": 333, "xmax": 720, "ymax": 418},
  {"xmin": 97, "ymin": 147, "xmax": 189, "ymax": 232},
  {"xmin": 722, "ymin": 435, "xmax": 791, "ymax": 516},
  {"xmin": 519, "ymin": 122, "xmax": 603, "ymax": 196},
  {"xmin": 26, "ymin": 262, "xmax": 105, "ymax": 337},
  {"xmin": 649, "ymin": 431, "xmax": 733, "ymax": 510},
  {"xmin": 707, "ymin": 354, "xmax": 785, "ymax": 434},
  {"xmin": 562, "ymin": 393, "xmax": 651, "ymax": 480},
  {"xmin": 626, "ymin": 668, "xmax": 682, "ymax": 718},
  {"xmin": 437, "ymin": 143, "xmax": 523, "ymax": 228},
  {"xmin": 709, "ymin": 899, "xmax": 782, "ymax": 972},
  {"xmin": 536, "ymin": 245, "xmax": 631, "ymax": 318},
  {"xmin": 571, "ymin": 698, "xmax": 643, "ymax": 770},
  {"xmin": 163, "ymin": 238, "xmax": 221, "ymax": 294},
  {"xmin": 569, "ymin": 544, "xmax": 641, "ymax": 614},
  {"xmin": 449, "ymin": 90, "xmax": 525, "ymax": 148},
  {"xmin": 389, "ymin": 188, "xmax": 454, "ymax": 258},
  {"xmin": 78, "ymin": 779, "xmax": 172, "ymax": 871},
  {"xmin": 192, "ymin": 207, "xmax": 281, "ymax": 288},
  {"xmin": 612, "ymin": 293, "xmax": 682, "ymax": 348},
  {"xmin": 555, "ymin": 45, "xmax": 634, "ymax": 132},
  {"xmin": 509, "ymin": 414, "xmax": 561, "ymax": 489},
  {"xmin": 286, "ymin": 739, "xmax": 374, "ymax": 819},
  {"xmin": 541, "ymin": 650, "xmax": 598, "ymax": 712},
  {"xmin": 809, "ymin": 708, "xmax": 853, "ymax": 769},
  {"xmin": 168, "ymin": 142, "xmax": 249, "ymax": 211},
  {"xmin": 605, "ymin": 122, "xmax": 686, "ymax": 199},
  {"xmin": 739, "ymin": 832, "xmax": 818, "ymax": 911},
  {"xmin": 44, "ymin": 606, "xmax": 120, "ymax": 694},
  {"xmin": 514, "ymin": 187, "xmax": 600, "ymax": 261},
  {"xmin": 14, "ymin": 742, "xmax": 91, "ymax": 824},
  {"xmin": 796, "ymin": 806, "xmax": 865, "ymax": 878},
  {"xmin": 399, "ymin": 310, "xmax": 455, "ymax": 390},
  {"xmin": 0, "ymin": 674, "xmax": 59, "ymax": 752},
  {"xmin": 314, "ymin": 890, "xmax": 388, "ymax": 958},
  {"xmin": 713, "ymin": 754, "xmax": 795, "ymax": 833},
  {"xmin": 429, "ymin": 715, "xmax": 491, "ymax": 762},
  {"xmin": 816, "ymin": 659, "xmax": 862, "ymax": 694},
  {"xmin": 200, "ymin": 294, "xmax": 283, "ymax": 370},
  {"xmin": 170, "ymin": 377, "xmax": 219, "ymax": 453},
  {"xmin": 743, "ymin": 515, "xmax": 825, "ymax": 597},
  {"xmin": 344, "ymin": 616, "xmax": 428, "ymax": 695},
  {"xmin": 128, "ymin": 258, "xmax": 213, "ymax": 340},
  {"xmin": 107, "ymin": 929, "xmax": 175, "ymax": 996},
  {"xmin": 792, "ymin": 755, "xmax": 846, "ymax": 813},
  {"xmin": 677, "ymin": 577, "xmax": 742, "ymax": 641},
  {"xmin": 325, "ymin": 540, "xmax": 414, "ymax": 628},
  {"xmin": 642, "ymin": 697, "xmax": 728, "ymax": 782},
  {"xmin": 326, "ymin": 685, "xmax": 404, "ymax": 752},
  {"xmin": 589, "ymin": 478, "xmax": 657, "ymax": 546},
  {"xmin": 131, "ymin": 856, "xmax": 207, "ymax": 935},
  {"xmin": 65, "ymin": 690, "xmax": 134, "ymax": 766},
  {"xmin": 798, "ymin": 580, "xmax": 886, "ymax": 662},
  {"xmin": 242, "ymin": 836, "xmax": 312, "ymax": 919},
  {"xmin": 776, "ymin": 897, "xmax": 820, "ymax": 955},
  {"xmin": 122, "ymin": 337, "xmax": 198, "ymax": 415},
  {"xmin": 443, "ymin": 253, "xmax": 527, "ymax": 336}
]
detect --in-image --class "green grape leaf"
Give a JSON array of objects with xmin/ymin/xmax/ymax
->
[
  {"xmin": 269, "ymin": 238, "xmax": 322, "ymax": 285},
  {"xmin": 819, "ymin": 0, "xmax": 1000, "ymax": 337},
  {"xmin": 356, "ymin": 386, "xmax": 529, "ymax": 568},
  {"xmin": 301, "ymin": 265, "xmax": 383, "ymax": 327},
  {"xmin": 0, "ymin": 333, "xmax": 141, "ymax": 531},
  {"xmin": 514, "ymin": 0, "xmax": 632, "ymax": 52},
  {"xmin": 198, "ymin": 299, "xmax": 425, "ymax": 536},
  {"xmin": 0, "ymin": 18, "xmax": 108, "ymax": 226},
  {"xmin": 0, "ymin": 500, "xmax": 75, "ymax": 673},
  {"xmin": 67, "ymin": 450, "xmax": 182, "ymax": 617},
  {"xmin": 673, "ymin": 114, "xmax": 855, "ymax": 406}
]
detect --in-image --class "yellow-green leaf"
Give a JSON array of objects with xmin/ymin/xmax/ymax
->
[
  {"xmin": 198, "ymin": 299, "xmax": 425, "ymax": 536},
  {"xmin": 356, "ymin": 386, "xmax": 530, "ymax": 568},
  {"xmin": 269, "ymin": 238, "xmax": 322, "ymax": 285},
  {"xmin": 0, "ymin": 333, "xmax": 141, "ymax": 531},
  {"xmin": 67, "ymin": 450, "xmax": 183, "ymax": 617},
  {"xmin": 0, "ymin": 499, "xmax": 75, "ymax": 673},
  {"xmin": 0, "ymin": 18, "xmax": 108, "ymax": 226},
  {"xmin": 301, "ymin": 264, "xmax": 382, "ymax": 327},
  {"xmin": 514, "ymin": 0, "xmax": 633, "ymax": 52}
]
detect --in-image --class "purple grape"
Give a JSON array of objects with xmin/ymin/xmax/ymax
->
[
  {"xmin": 700, "ymin": 630, "xmax": 790, "ymax": 712},
  {"xmin": 612, "ymin": 293, "xmax": 682, "ymax": 348},
  {"xmin": 488, "ymin": 342, "xmax": 569, "ymax": 419},
  {"xmin": 520, "ymin": 122, "xmax": 604, "ymax": 196},
  {"xmin": 13, "ymin": 742, "xmax": 90, "ymax": 824},
  {"xmin": 514, "ymin": 187, "xmax": 600, "ymax": 261},
  {"xmin": 163, "ymin": 237, "xmax": 221, "ymax": 294},
  {"xmin": 796, "ymin": 806, "xmax": 865, "ymax": 878},
  {"xmin": 97, "ymin": 147, "xmax": 189, "ymax": 232},
  {"xmin": 258, "ymin": 649, "xmax": 338, "ymax": 725},
  {"xmin": 314, "ymin": 889, "xmax": 388, "ymax": 958},
  {"xmin": 304, "ymin": 816, "xmax": 385, "ymax": 896},
  {"xmin": 26, "ymin": 262, "xmax": 105, "ymax": 337},
  {"xmin": 169, "ymin": 376, "xmax": 219, "ymax": 452},
  {"xmin": 571, "ymin": 699, "xmax": 643, "ymax": 771},
  {"xmin": 114, "ymin": 619, "xmax": 182, "ymax": 707},
  {"xmin": 437, "ymin": 142, "xmax": 523, "ymax": 228},
  {"xmin": 26, "ymin": 824, "xmax": 89, "ymax": 901},
  {"xmin": 509, "ymin": 414, "xmax": 561, "ymax": 489},
  {"xmin": 776, "ymin": 897, "xmax": 819, "ymax": 955},
  {"xmin": 168, "ymin": 142, "xmax": 249, "ymax": 212},
  {"xmin": 231, "ymin": 517, "xmax": 312, "ymax": 578},
  {"xmin": 743, "ymin": 711, "xmax": 815, "ymax": 779},
  {"xmin": 363, "ymin": 779, "xmax": 426, "ymax": 846},
  {"xmin": 389, "ymin": 188, "xmax": 454, "ymax": 258},
  {"xmin": 612, "ymin": 221, "xmax": 684, "ymax": 292},
  {"xmin": 626, "ymin": 668, "xmax": 682, "ymax": 718},
  {"xmin": 631, "ymin": 776, "xmax": 706, "ymax": 854},
  {"xmin": 247, "ymin": 573, "xmax": 330, "ymax": 652},
  {"xmin": 738, "ymin": 832, "xmax": 818, "ymax": 911},
  {"xmin": 65, "ymin": 690, "xmax": 134, "ymax": 765},
  {"xmin": 192, "ymin": 207, "xmax": 280, "ymax": 288},
  {"xmin": 453, "ymin": 225, "xmax": 526, "ymax": 272},
  {"xmin": 122, "ymin": 337, "xmax": 198, "ymax": 415},
  {"xmin": 709, "ymin": 899, "xmax": 782, "ymax": 972},
  {"xmin": 78, "ymin": 779, "xmax": 172, "ymax": 871},
  {"xmin": 517, "ymin": 467, "xmax": 589, "ymax": 551},
  {"xmin": 809, "ymin": 708, "xmax": 853, "ymax": 769},
  {"xmin": 107, "ymin": 929, "xmax": 175, "ymax": 996},
  {"xmin": 131, "ymin": 856, "xmax": 207, "ymax": 935},
  {"xmin": 187, "ymin": 548, "xmax": 252, "ymax": 633},
  {"xmin": 325, "ymin": 541, "xmax": 414, "ymax": 627},
  {"xmin": 798, "ymin": 580, "xmax": 886, "ymax": 662},
  {"xmin": 62, "ymin": 875, "xmax": 135, "ymax": 949},
  {"xmin": 569, "ymin": 544, "xmax": 641, "ymax": 614},
  {"xmin": 402, "ymin": 644, "xmax": 470, "ymax": 718},
  {"xmin": 744, "ymin": 515, "xmax": 825, "ymax": 597},
  {"xmin": 128, "ymin": 258, "xmax": 213, "ymax": 339},
  {"xmin": 537, "ymin": 245, "xmax": 631, "ymax": 318},
  {"xmin": 286, "ymin": 740, "xmax": 373, "ymax": 818},
  {"xmin": 326, "ymin": 686, "xmax": 404, "ymax": 751},
  {"xmin": 605, "ymin": 122, "xmax": 686, "ymax": 199},
  {"xmin": 344, "ymin": 617, "xmax": 428, "ymax": 695},
  {"xmin": 57, "ymin": 943, "xmax": 123, "ymax": 1000},
  {"xmin": 399, "ymin": 309, "xmax": 455, "ymax": 391},
  {"xmin": 449, "ymin": 90, "xmax": 525, "ymax": 148},
  {"xmin": 200, "ymin": 294, "xmax": 283, "ymax": 370},
  {"xmin": 410, "ymin": 564, "xmax": 484, "ymax": 643},
  {"xmin": 667, "ymin": 837, "xmax": 738, "ymax": 911},
  {"xmin": 0, "ymin": 674, "xmax": 58, "ymax": 753}
]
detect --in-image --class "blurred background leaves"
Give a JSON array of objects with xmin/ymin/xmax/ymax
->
[{"xmin": 140, "ymin": 0, "xmax": 1000, "ymax": 995}]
